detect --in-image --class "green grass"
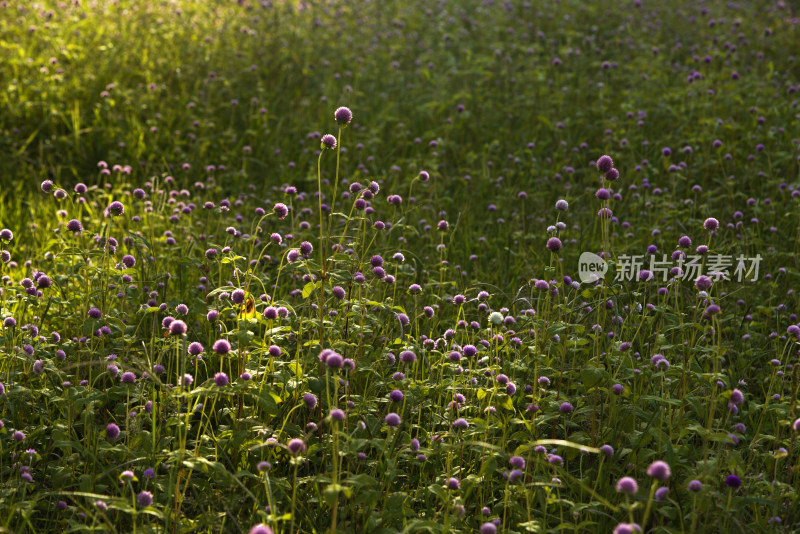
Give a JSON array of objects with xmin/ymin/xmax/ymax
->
[{"xmin": 1, "ymin": 0, "xmax": 800, "ymax": 532}]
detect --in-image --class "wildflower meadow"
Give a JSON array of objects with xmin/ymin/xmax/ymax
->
[{"xmin": 1, "ymin": 0, "xmax": 800, "ymax": 532}]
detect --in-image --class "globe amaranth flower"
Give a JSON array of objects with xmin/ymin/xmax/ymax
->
[
  {"xmin": 303, "ymin": 393, "xmax": 317, "ymax": 409},
  {"xmin": 687, "ymin": 479, "xmax": 703, "ymax": 492},
  {"xmin": 213, "ymin": 339, "xmax": 231, "ymax": 355},
  {"xmin": 546, "ymin": 237, "xmax": 562, "ymax": 252},
  {"xmin": 120, "ymin": 372, "xmax": 137, "ymax": 384},
  {"xmin": 596, "ymin": 155, "xmax": 613, "ymax": 173},
  {"xmin": 287, "ymin": 438, "xmax": 306, "ymax": 455},
  {"xmin": 321, "ymin": 134, "xmax": 337, "ymax": 150},
  {"xmin": 106, "ymin": 423, "xmax": 120, "ymax": 440},
  {"xmin": 616, "ymin": 476, "xmax": 639, "ymax": 494},
  {"xmin": 647, "ymin": 460, "xmax": 671, "ymax": 481},
  {"xmin": 385, "ymin": 413, "xmax": 402, "ymax": 427},
  {"xmin": 66, "ymin": 219, "xmax": 83, "ymax": 232},
  {"xmin": 334, "ymin": 106, "xmax": 352, "ymax": 125},
  {"xmin": 446, "ymin": 477, "xmax": 460, "ymax": 490},
  {"xmin": 137, "ymin": 491, "xmax": 153, "ymax": 508},
  {"xmin": 249, "ymin": 524, "xmax": 274, "ymax": 534},
  {"xmin": 106, "ymin": 201, "xmax": 125, "ymax": 216},
  {"xmin": 214, "ymin": 372, "xmax": 229, "ymax": 387},
  {"xmin": 703, "ymin": 217, "xmax": 719, "ymax": 231},
  {"xmin": 273, "ymin": 202, "xmax": 289, "ymax": 219},
  {"xmin": 169, "ymin": 320, "xmax": 187, "ymax": 336},
  {"xmin": 725, "ymin": 474, "xmax": 741, "ymax": 488}
]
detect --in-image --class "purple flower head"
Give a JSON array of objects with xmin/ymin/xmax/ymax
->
[
  {"xmin": 559, "ymin": 402, "xmax": 574, "ymax": 414},
  {"xmin": 546, "ymin": 237, "xmax": 562, "ymax": 252},
  {"xmin": 446, "ymin": 477, "xmax": 460, "ymax": 490},
  {"xmin": 647, "ymin": 460, "xmax": 671, "ymax": 481},
  {"xmin": 213, "ymin": 339, "xmax": 231, "ymax": 355},
  {"xmin": 214, "ymin": 372, "xmax": 229, "ymax": 387},
  {"xmin": 385, "ymin": 413, "xmax": 402, "ymax": 427},
  {"xmin": 106, "ymin": 201, "xmax": 125, "ymax": 217},
  {"xmin": 249, "ymin": 524, "xmax": 275, "ymax": 534},
  {"xmin": 597, "ymin": 155, "xmax": 613, "ymax": 173},
  {"xmin": 273, "ymin": 203, "xmax": 289, "ymax": 219},
  {"xmin": 137, "ymin": 491, "xmax": 153, "ymax": 508},
  {"xmin": 509, "ymin": 456, "xmax": 526, "ymax": 469},
  {"xmin": 334, "ymin": 106, "xmax": 353, "ymax": 125},
  {"xmin": 616, "ymin": 476, "xmax": 638, "ymax": 494},
  {"xmin": 321, "ymin": 134, "xmax": 337, "ymax": 150},
  {"xmin": 66, "ymin": 219, "xmax": 83, "ymax": 232},
  {"xmin": 687, "ymin": 479, "xmax": 703, "ymax": 492},
  {"xmin": 287, "ymin": 438, "xmax": 306, "ymax": 455},
  {"xmin": 106, "ymin": 423, "xmax": 120, "ymax": 440},
  {"xmin": 169, "ymin": 320, "xmax": 187, "ymax": 336},
  {"xmin": 725, "ymin": 474, "xmax": 741, "ymax": 488},
  {"xmin": 399, "ymin": 350, "xmax": 417, "ymax": 364},
  {"xmin": 303, "ymin": 393, "xmax": 317, "ymax": 409},
  {"xmin": 703, "ymin": 217, "xmax": 719, "ymax": 231}
]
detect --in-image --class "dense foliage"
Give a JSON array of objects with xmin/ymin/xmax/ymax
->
[{"xmin": 1, "ymin": 0, "xmax": 800, "ymax": 532}]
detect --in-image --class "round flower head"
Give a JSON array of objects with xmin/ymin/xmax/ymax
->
[
  {"xmin": 213, "ymin": 339, "xmax": 231, "ymax": 355},
  {"xmin": 559, "ymin": 402, "xmax": 574, "ymax": 414},
  {"xmin": 120, "ymin": 371, "xmax": 136, "ymax": 384},
  {"xmin": 0, "ymin": 229, "xmax": 13, "ymax": 242},
  {"xmin": 385, "ymin": 413, "xmax": 401, "ymax": 427},
  {"xmin": 616, "ymin": 476, "xmax": 638, "ymax": 494},
  {"xmin": 273, "ymin": 203, "xmax": 289, "ymax": 219},
  {"xmin": 703, "ymin": 217, "xmax": 719, "ymax": 231},
  {"xmin": 452, "ymin": 418, "xmax": 469, "ymax": 429},
  {"xmin": 214, "ymin": 372, "xmax": 229, "ymax": 387},
  {"xmin": 730, "ymin": 388, "xmax": 744, "ymax": 405},
  {"xmin": 725, "ymin": 474, "xmax": 741, "ymax": 488},
  {"xmin": 555, "ymin": 199, "xmax": 569, "ymax": 211},
  {"xmin": 137, "ymin": 491, "xmax": 153, "ymax": 508},
  {"xmin": 596, "ymin": 155, "xmax": 613, "ymax": 173},
  {"xmin": 647, "ymin": 460, "xmax": 671, "ymax": 481},
  {"xmin": 321, "ymin": 134, "xmax": 337, "ymax": 150},
  {"xmin": 793, "ymin": 418, "xmax": 800, "ymax": 432},
  {"xmin": 687, "ymin": 479, "xmax": 703, "ymax": 492},
  {"xmin": 66, "ymin": 219, "xmax": 83, "ymax": 233},
  {"xmin": 605, "ymin": 168, "xmax": 620, "ymax": 181},
  {"xmin": 41, "ymin": 180, "xmax": 54, "ymax": 193},
  {"xmin": 546, "ymin": 237, "xmax": 562, "ymax": 252},
  {"xmin": 334, "ymin": 106, "xmax": 353, "ymax": 125},
  {"xmin": 299, "ymin": 241, "xmax": 313, "ymax": 256},
  {"xmin": 655, "ymin": 487, "xmax": 669, "ymax": 501},
  {"xmin": 169, "ymin": 320, "xmax": 187, "ymax": 336},
  {"xmin": 249, "ymin": 524, "xmax": 275, "ymax": 534},
  {"xmin": 419, "ymin": 170, "xmax": 430, "ymax": 182},
  {"xmin": 106, "ymin": 423, "xmax": 120, "ymax": 440},
  {"xmin": 303, "ymin": 393, "xmax": 317, "ymax": 409},
  {"xmin": 446, "ymin": 477, "xmax": 460, "ymax": 490},
  {"xmin": 106, "ymin": 201, "xmax": 125, "ymax": 216},
  {"xmin": 613, "ymin": 524, "xmax": 637, "ymax": 534},
  {"xmin": 389, "ymin": 389, "xmax": 404, "ymax": 402},
  {"xmin": 480, "ymin": 523, "xmax": 497, "ymax": 534},
  {"xmin": 399, "ymin": 350, "xmax": 417, "ymax": 364},
  {"xmin": 287, "ymin": 438, "xmax": 306, "ymax": 455},
  {"xmin": 329, "ymin": 408, "xmax": 345, "ymax": 421},
  {"xmin": 509, "ymin": 456, "xmax": 526, "ymax": 469}
]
